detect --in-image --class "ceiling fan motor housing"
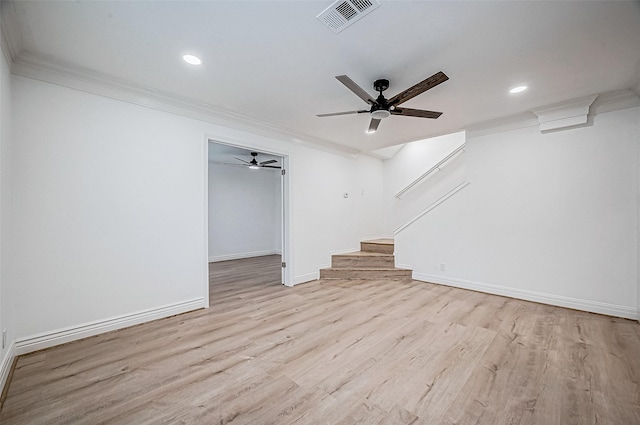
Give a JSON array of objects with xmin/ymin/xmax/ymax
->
[
  {"xmin": 373, "ymin": 79, "xmax": 389, "ymax": 93},
  {"xmin": 370, "ymin": 79, "xmax": 391, "ymax": 119}
]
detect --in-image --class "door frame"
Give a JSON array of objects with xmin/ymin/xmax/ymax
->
[{"xmin": 204, "ymin": 137, "xmax": 292, "ymax": 303}]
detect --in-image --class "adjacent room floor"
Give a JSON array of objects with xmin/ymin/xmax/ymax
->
[{"xmin": 1, "ymin": 255, "xmax": 639, "ymax": 424}]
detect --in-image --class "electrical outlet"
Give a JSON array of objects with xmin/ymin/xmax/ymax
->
[
  {"xmin": 2, "ymin": 329, "xmax": 6, "ymax": 350},
  {"xmin": 440, "ymin": 263, "xmax": 446, "ymax": 271}
]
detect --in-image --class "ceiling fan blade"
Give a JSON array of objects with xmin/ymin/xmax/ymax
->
[
  {"xmin": 260, "ymin": 159, "xmax": 277, "ymax": 165},
  {"xmin": 261, "ymin": 165, "xmax": 282, "ymax": 169},
  {"xmin": 388, "ymin": 71, "xmax": 449, "ymax": 107},
  {"xmin": 368, "ymin": 118, "xmax": 381, "ymax": 133},
  {"xmin": 210, "ymin": 161, "xmax": 247, "ymax": 167},
  {"xmin": 317, "ymin": 110, "xmax": 369, "ymax": 117},
  {"xmin": 234, "ymin": 157, "xmax": 251, "ymax": 164},
  {"xmin": 336, "ymin": 75, "xmax": 376, "ymax": 105},
  {"xmin": 391, "ymin": 107, "xmax": 443, "ymax": 119}
]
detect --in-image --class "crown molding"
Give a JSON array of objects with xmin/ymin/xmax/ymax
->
[
  {"xmin": 0, "ymin": 1, "xmax": 21, "ymax": 65},
  {"xmin": 9, "ymin": 51, "xmax": 360, "ymax": 158},
  {"xmin": 465, "ymin": 112, "xmax": 539, "ymax": 139},
  {"xmin": 0, "ymin": 25, "xmax": 11, "ymax": 68},
  {"xmin": 532, "ymin": 94, "xmax": 598, "ymax": 132},
  {"xmin": 591, "ymin": 89, "xmax": 640, "ymax": 114},
  {"xmin": 466, "ymin": 90, "xmax": 640, "ymax": 139}
]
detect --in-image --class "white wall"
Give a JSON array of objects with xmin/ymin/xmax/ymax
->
[
  {"xmin": 0, "ymin": 31, "xmax": 15, "ymax": 388},
  {"xmin": 392, "ymin": 107, "xmax": 639, "ymax": 319},
  {"xmin": 208, "ymin": 162, "xmax": 281, "ymax": 261},
  {"xmin": 356, "ymin": 154, "xmax": 387, "ymax": 240},
  {"xmin": 288, "ymin": 150, "xmax": 386, "ymax": 280},
  {"xmin": 383, "ymin": 132, "xmax": 466, "ymax": 233},
  {"xmin": 11, "ymin": 77, "xmax": 208, "ymax": 343},
  {"xmin": 9, "ymin": 75, "xmax": 385, "ymax": 349}
]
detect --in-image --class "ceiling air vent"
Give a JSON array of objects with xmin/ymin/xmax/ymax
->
[{"xmin": 317, "ymin": 0, "xmax": 381, "ymax": 33}]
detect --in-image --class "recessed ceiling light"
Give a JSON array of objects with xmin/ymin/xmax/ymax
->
[
  {"xmin": 509, "ymin": 85, "xmax": 528, "ymax": 94},
  {"xmin": 183, "ymin": 54, "xmax": 202, "ymax": 65}
]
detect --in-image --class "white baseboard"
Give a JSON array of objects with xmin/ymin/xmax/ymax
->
[
  {"xmin": 413, "ymin": 272, "xmax": 639, "ymax": 320},
  {"xmin": 1, "ymin": 341, "xmax": 16, "ymax": 396},
  {"xmin": 15, "ymin": 298, "xmax": 206, "ymax": 355},
  {"xmin": 209, "ymin": 249, "xmax": 281, "ymax": 263}
]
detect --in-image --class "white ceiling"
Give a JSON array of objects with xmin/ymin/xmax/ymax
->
[{"xmin": 2, "ymin": 1, "xmax": 640, "ymax": 154}]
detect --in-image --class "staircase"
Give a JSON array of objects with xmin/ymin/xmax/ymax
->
[{"xmin": 319, "ymin": 239, "xmax": 412, "ymax": 280}]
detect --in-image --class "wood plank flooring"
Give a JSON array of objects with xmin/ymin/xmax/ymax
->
[{"xmin": 1, "ymin": 254, "xmax": 639, "ymax": 424}]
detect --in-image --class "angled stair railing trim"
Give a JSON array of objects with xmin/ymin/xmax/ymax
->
[
  {"xmin": 394, "ymin": 144, "xmax": 466, "ymax": 199},
  {"xmin": 393, "ymin": 181, "xmax": 470, "ymax": 235}
]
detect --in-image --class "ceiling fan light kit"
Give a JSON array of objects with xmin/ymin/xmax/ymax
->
[
  {"xmin": 370, "ymin": 109, "xmax": 391, "ymax": 120},
  {"xmin": 317, "ymin": 72, "xmax": 448, "ymax": 133}
]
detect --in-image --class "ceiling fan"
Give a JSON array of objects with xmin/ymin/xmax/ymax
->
[
  {"xmin": 232, "ymin": 152, "xmax": 281, "ymax": 170},
  {"xmin": 317, "ymin": 71, "xmax": 448, "ymax": 133}
]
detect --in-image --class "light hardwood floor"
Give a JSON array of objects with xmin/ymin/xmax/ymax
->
[{"xmin": 1, "ymin": 255, "xmax": 639, "ymax": 424}]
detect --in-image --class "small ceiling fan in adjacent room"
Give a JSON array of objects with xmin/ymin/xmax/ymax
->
[
  {"xmin": 317, "ymin": 71, "xmax": 448, "ymax": 133},
  {"xmin": 232, "ymin": 152, "xmax": 281, "ymax": 169}
]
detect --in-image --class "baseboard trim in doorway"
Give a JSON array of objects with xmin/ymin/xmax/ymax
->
[
  {"xmin": 15, "ymin": 298, "xmax": 206, "ymax": 355},
  {"xmin": 209, "ymin": 250, "xmax": 282, "ymax": 263}
]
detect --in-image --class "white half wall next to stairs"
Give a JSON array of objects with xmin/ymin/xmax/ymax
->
[{"xmin": 388, "ymin": 106, "xmax": 640, "ymax": 319}]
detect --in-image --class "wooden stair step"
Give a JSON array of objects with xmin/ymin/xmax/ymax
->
[
  {"xmin": 360, "ymin": 238, "xmax": 394, "ymax": 254},
  {"xmin": 331, "ymin": 251, "xmax": 395, "ymax": 268},
  {"xmin": 319, "ymin": 238, "xmax": 411, "ymax": 281},
  {"xmin": 320, "ymin": 267, "xmax": 412, "ymax": 280}
]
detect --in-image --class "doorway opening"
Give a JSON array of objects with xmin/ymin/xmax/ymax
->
[{"xmin": 206, "ymin": 140, "xmax": 290, "ymax": 301}]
